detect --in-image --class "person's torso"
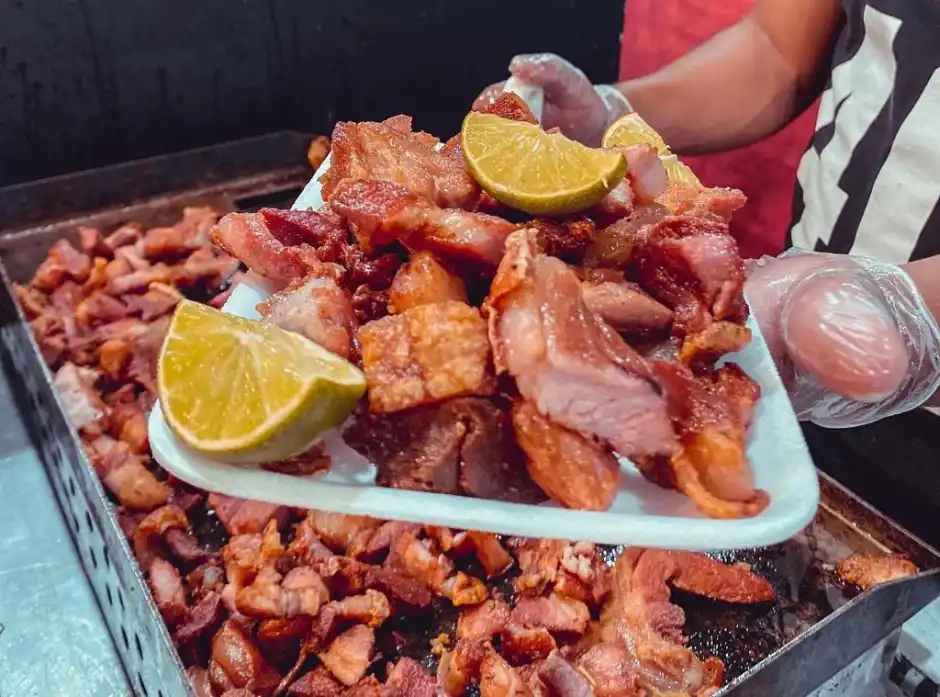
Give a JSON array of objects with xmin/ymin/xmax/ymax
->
[{"xmin": 788, "ymin": 0, "xmax": 940, "ymax": 264}]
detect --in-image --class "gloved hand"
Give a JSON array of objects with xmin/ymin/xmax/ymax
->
[
  {"xmin": 745, "ymin": 249, "xmax": 940, "ymax": 428},
  {"xmin": 473, "ymin": 53, "xmax": 631, "ymax": 146}
]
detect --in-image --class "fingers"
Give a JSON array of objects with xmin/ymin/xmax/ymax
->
[
  {"xmin": 509, "ymin": 53, "xmax": 593, "ymax": 105},
  {"xmin": 781, "ymin": 271, "xmax": 908, "ymax": 402}
]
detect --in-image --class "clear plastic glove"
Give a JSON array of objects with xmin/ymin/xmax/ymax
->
[
  {"xmin": 473, "ymin": 53, "xmax": 631, "ymax": 146},
  {"xmin": 746, "ymin": 249, "xmax": 940, "ymax": 428}
]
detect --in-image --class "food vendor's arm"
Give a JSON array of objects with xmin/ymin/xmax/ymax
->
[
  {"xmin": 620, "ymin": 0, "xmax": 844, "ymax": 154},
  {"xmin": 476, "ymin": 0, "xmax": 843, "ymax": 151},
  {"xmin": 902, "ymin": 256, "xmax": 940, "ymax": 405}
]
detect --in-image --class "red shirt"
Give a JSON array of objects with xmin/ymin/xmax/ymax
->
[{"xmin": 619, "ymin": 0, "xmax": 818, "ymax": 258}]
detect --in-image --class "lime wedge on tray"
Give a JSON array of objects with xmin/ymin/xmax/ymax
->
[
  {"xmin": 661, "ymin": 154, "xmax": 702, "ymax": 187},
  {"xmin": 461, "ymin": 111, "xmax": 628, "ymax": 216},
  {"xmin": 602, "ymin": 112, "xmax": 671, "ymax": 154},
  {"xmin": 158, "ymin": 300, "xmax": 365, "ymax": 464}
]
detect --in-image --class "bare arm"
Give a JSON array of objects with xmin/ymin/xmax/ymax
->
[{"xmin": 618, "ymin": 0, "xmax": 844, "ymax": 155}]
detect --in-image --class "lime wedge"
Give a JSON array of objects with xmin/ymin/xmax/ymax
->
[
  {"xmin": 461, "ymin": 112, "xmax": 627, "ymax": 216},
  {"xmin": 158, "ymin": 300, "xmax": 364, "ymax": 464}
]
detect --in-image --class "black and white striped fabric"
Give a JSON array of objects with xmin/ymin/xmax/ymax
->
[{"xmin": 788, "ymin": 0, "xmax": 940, "ymax": 264}]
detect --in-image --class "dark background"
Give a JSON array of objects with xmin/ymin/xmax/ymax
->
[{"xmin": 0, "ymin": 0, "xmax": 624, "ymax": 187}]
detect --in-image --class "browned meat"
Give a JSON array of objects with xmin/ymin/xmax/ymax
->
[
  {"xmin": 318, "ymin": 624, "xmax": 375, "ymax": 686},
  {"xmin": 331, "ymin": 179, "xmax": 515, "ymax": 264},
  {"xmin": 211, "ymin": 620, "xmax": 281, "ymax": 696},
  {"xmin": 346, "ymin": 397, "xmax": 542, "ymax": 502},
  {"xmin": 510, "ymin": 539, "xmax": 566, "ymax": 597},
  {"xmin": 289, "ymin": 665, "xmax": 343, "ymax": 697},
  {"xmin": 441, "ymin": 572, "xmax": 489, "ymax": 607},
  {"xmin": 32, "ymin": 239, "xmax": 92, "ymax": 291},
  {"xmin": 324, "ymin": 589, "xmax": 392, "ymax": 628},
  {"xmin": 836, "ymin": 554, "xmax": 919, "ymax": 591},
  {"xmin": 581, "ymin": 280, "xmax": 673, "ymax": 336},
  {"xmin": 321, "ymin": 116, "xmax": 479, "ymax": 210},
  {"xmin": 326, "ymin": 557, "xmax": 434, "ymax": 609},
  {"xmin": 576, "ymin": 643, "xmax": 640, "ymax": 697},
  {"xmin": 257, "ymin": 269, "xmax": 357, "ymax": 359},
  {"xmin": 537, "ymin": 652, "xmax": 594, "ymax": 697},
  {"xmin": 74, "ymin": 291, "xmax": 129, "ymax": 327},
  {"xmin": 457, "ymin": 598, "xmax": 511, "ymax": 640},
  {"xmin": 149, "ymin": 557, "xmax": 189, "ymax": 627},
  {"xmin": 512, "ymin": 400, "xmax": 620, "ymax": 511},
  {"xmin": 187, "ymin": 667, "xmax": 215, "ymax": 697},
  {"xmin": 141, "ymin": 206, "xmax": 219, "ymax": 258},
  {"xmin": 464, "ymin": 532, "xmax": 514, "ymax": 579},
  {"xmin": 55, "ymin": 362, "xmax": 107, "ymax": 433},
  {"xmin": 208, "ymin": 494, "xmax": 288, "ymax": 536},
  {"xmin": 236, "ymin": 566, "xmax": 330, "ymax": 618},
  {"xmin": 529, "ymin": 217, "xmax": 596, "ymax": 263},
  {"xmin": 382, "ymin": 657, "xmax": 438, "ymax": 697},
  {"xmin": 486, "ymin": 229, "xmax": 677, "ymax": 460},
  {"xmin": 500, "ymin": 625, "xmax": 556, "ymax": 665},
  {"xmin": 510, "ymin": 594, "xmax": 590, "ymax": 637},
  {"xmin": 591, "ymin": 178, "xmax": 636, "ymax": 223},
  {"xmin": 359, "ymin": 301, "xmax": 494, "ymax": 413},
  {"xmin": 388, "ymin": 251, "xmax": 468, "ymax": 313},
  {"xmin": 347, "ymin": 521, "xmax": 422, "ymax": 562},
  {"xmin": 346, "ymin": 676, "xmax": 383, "ymax": 697},
  {"xmin": 480, "ymin": 652, "xmax": 533, "ymax": 697},
  {"xmin": 308, "ymin": 135, "xmax": 331, "ymax": 170},
  {"xmin": 438, "ymin": 637, "xmax": 488, "ymax": 696},
  {"xmin": 679, "ymin": 321, "xmax": 752, "ymax": 367},
  {"xmin": 298, "ymin": 511, "xmax": 380, "ymax": 554},
  {"xmin": 175, "ymin": 591, "xmax": 225, "ymax": 647},
  {"xmin": 85, "ymin": 435, "xmax": 168, "ymax": 510},
  {"xmin": 387, "ymin": 530, "xmax": 455, "ymax": 593},
  {"xmin": 555, "ymin": 543, "xmax": 611, "ymax": 607},
  {"xmin": 475, "ymin": 92, "xmax": 539, "ymax": 123}
]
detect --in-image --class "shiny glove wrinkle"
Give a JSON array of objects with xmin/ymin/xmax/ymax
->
[
  {"xmin": 746, "ymin": 249, "xmax": 940, "ymax": 428},
  {"xmin": 473, "ymin": 53, "xmax": 631, "ymax": 146}
]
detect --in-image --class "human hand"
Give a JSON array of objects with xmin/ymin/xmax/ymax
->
[
  {"xmin": 745, "ymin": 249, "xmax": 940, "ymax": 427},
  {"xmin": 473, "ymin": 53, "xmax": 631, "ymax": 146}
]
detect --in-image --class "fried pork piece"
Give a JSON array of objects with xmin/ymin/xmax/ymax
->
[
  {"xmin": 141, "ymin": 206, "xmax": 219, "ymax": 258},
  {"xmin": 649, "ymin": 361, "xmax": 768, "ymax": 518},
  {"xmin": 85, "ymin": 435, "xmax": 168, "ymax": 510},
  {"xmin": 257, "ymin": 268, "xmax": 357, "ymax": 359},
  {"xmin": 175, "ymin": 591, "xmax": 226, "ymax": 649},
  {"xmin": 537, "ymin": 651, "xmax": 596, "ymax": 697},
  {"xmin": 576, "ymin": 643, "xmax": 640, "ymax": 697},
  {"xmin": 261, "ymin": 441, "xmax": 333, "ymax": 476},
  {"xmin": 172, "ymin": 248, "xmax": 241, "ymax": 290},
  {"xmin": 321, "ymin": 116, "xmax": 479, "ymax": 209},
  {"xmin": 324, "ymin": 589, "xmax": 392, "ymax": 628},
  {"xmin": 580, "ymin": 279, "xmax": 673, "ymax": 336},
  {"xmin": 510, "ymin": 593, "xmax": 591, "ymax": 637},
  {"xmin": 359, "ymin": 301, "xmax": 493, "ymax": 413},
  {"xmin": 308, "ymin": 135, "xmax": 331, "ymax": 170},
  {"xmin": 457, "ymin": 598, "xmax": 511, "ymax": 640},
  {"xmin": 299, "ymin": 511, "xmax": 380, "ymax": 553},
  {"xmin": 476, "ymin": 92, "xmax": 539, "ymax": 123},
  {"xmin": 836, "ymin": 554, "xmax": 919, "ymax": 590},
  {"xmin": 211, "ymin": 620, "xmax": 282, "ymax": 696},
  {"xmin": 325, "ymin": 557, "xmax": 434, "ymax": 609},
  {"xmin": 614, "ymin": 144, "xmax": 669, "ymax": 204},
  {"xmin": 630, "ymin": 214, "xmax": 747, "ymax": 335},
  {"xmin": 208, "ymin": 493, "xmax": 289, "ymax": 535},
  {"xmin": 438, "ymin": 637, "xmax": 488, "ymax": 696},
  {"xmin": 591, "ymin": 178, "xmax": 636, "ymax": 224},
  {"xmin": 486, "ymin": 229, "xmax": 676, "ymax": 460},
  {"xmin": 344, "ymin": 398, "xmax": 543, "ymax": 502},
  {"xmin": 55, "ymin": 362, "xmax": 107, "ymax": 432},
  {"xmin": 209, "ymin": 211, "xmax": 323, "ymax": 287},
  {"xmin": 598, "ymin": 548, "xmax": 769, "ymax": 696},
  {"xmin": 31, "ymin": 238, "xmax": 92, "ymax": 291},
  {"xmin": 387, "ymin": 251, "xmax": 468, "ymax": 313},
  {"xmin": 656, "ymin": 183, "xmax": 748, "ymax": 222},
  {"xmin": 679, "ymin": 321, "xmax": 751, "ymax": 368},
  {"xmin": 501, "ymin": 625, "xmax": 556, "ymax": 665},
  {"xmin": 149, "ymin": 557, "xmax": 189, "ymax": 627},
  {"xmin": 74, "ymin": 290, "xmax": 128, "ymax": 327},
  {"xmin": 480, "ymin": 652, "xmax": 534, "ymax": 697},
  {"xmin": 529, "ymin": 217, "xmax": 596, "ymax": 263},
  {"xmin": 382, "ymin": 657, "xmax": 439, "ymax": 697},
  {"xmin": 330, "ymin": 179, "xmax": 516, "ymax": 265},
  {"xmin": 510, "ymin": 539, "xmax": 566, "ymax": 597},
  {"xmin": 236, "ymin": 566, "xmax": 330, "ymax": 618},
  {"xmin": 512, "ymin": 400, "xmax": 620, "ymax": 511},
  {"xmin": 459, "ymin": 531, "xmax": 514, "ymax": 578},
  {"xmin": 289, "ymin": 666, "xmax": 343, "ymax": 697},
  {"xmin": 318, "ymin": 624, "xmax": 375, "ymax": 686}
]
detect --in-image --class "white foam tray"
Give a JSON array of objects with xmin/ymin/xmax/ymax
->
[{"xmin": 149, "ymin": 85, "xmax": 819, "ymax": 550}]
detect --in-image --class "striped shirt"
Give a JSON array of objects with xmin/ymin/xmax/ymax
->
[{"xmin": 788, "ymin": 0, "xmax": 940, "ymax": 263}]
